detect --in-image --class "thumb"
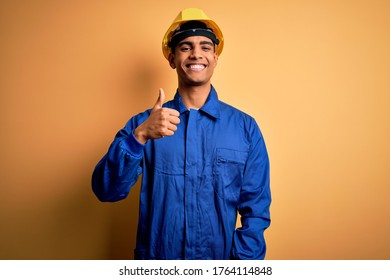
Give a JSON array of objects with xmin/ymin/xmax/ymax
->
[{"xmin": 153, "ymin": 88, "xmax": 165, "ymax": 109}]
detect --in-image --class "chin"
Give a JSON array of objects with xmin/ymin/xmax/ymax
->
[{"xmin": 187, "ymin": 80, "xmax": 208, "ymax": 87}]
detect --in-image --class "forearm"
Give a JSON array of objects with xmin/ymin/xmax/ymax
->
[
  {"xmin": 92, "ymin": 131, "xmax": 145, "ymax": 202},
  {"xmin": 231, "ymin": 209, "xmax": 271, "ymax": 259},
  {"xmin": 231, "ymin": 176, "xmax": 271, "ymax": 260}
]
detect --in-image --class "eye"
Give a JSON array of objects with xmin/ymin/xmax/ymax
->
[{"xmin": 180, "ymin": 46, "xmax": 192, "ymax": 52}]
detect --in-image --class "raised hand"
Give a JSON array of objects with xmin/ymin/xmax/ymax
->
[{"xmin": 134, "ymin": 88, "xmax": 180, "ymax": 144}]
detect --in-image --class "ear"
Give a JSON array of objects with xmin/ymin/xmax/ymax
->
[
  {"xmin": 168, "ymin": 53, "xmax": 176, "ymax": 69},
  {"xmin": 214, "ymin": 53, "xmax": 219, "ymax": 67}
]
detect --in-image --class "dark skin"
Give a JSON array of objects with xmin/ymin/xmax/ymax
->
[{"xmin": 134, "ymin": 36, "xmax": 218, "ymax": 144}]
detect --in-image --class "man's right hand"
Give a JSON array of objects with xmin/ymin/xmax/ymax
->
[{"xmin": 134, "ymin": 88, "xmax": 181, "ymax": 144}]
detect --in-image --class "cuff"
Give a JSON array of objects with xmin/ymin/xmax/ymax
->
[{"xmin": 120, "ymin": 130, "xmax": 145, "ymax": 158}]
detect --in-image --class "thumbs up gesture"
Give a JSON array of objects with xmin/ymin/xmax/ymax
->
[{"xmin": 134, "ymin": 88, "xmax": 180, "ymax": 144}]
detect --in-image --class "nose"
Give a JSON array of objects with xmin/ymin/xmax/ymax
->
[{"xmin": 190, "ymin": 46, "xmax": 203, "ymax": 59}]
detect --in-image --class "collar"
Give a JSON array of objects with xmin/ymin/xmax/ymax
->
[{"xmin": 173, "ymin": 85, "xmax": 221, "ymax": 119}]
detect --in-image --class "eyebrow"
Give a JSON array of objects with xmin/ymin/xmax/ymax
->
[{"xmin": 178, "ymin": 40, "xmax": 214, "ymax": 47}]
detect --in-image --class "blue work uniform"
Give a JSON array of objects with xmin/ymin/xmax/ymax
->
[{"xmin": 92, "ymin": 86, "xmax": 271, "ymax": 259}]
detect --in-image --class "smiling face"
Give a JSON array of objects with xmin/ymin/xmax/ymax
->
[{"xmin": 169, "ymin": 36, "xmax": 218, "ymax": 88}]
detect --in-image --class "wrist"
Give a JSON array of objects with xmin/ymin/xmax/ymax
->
[{"xmin": 134, "ymin": 126, "xmax": 148, "ymax": 144}]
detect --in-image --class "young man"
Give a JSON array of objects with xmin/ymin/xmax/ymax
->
[{"xmin": 92, "ymin": 8, "xmax": 271, "ymax": 260}]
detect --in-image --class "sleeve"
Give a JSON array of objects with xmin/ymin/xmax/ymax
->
[
  {"xmin": 231, "ymin": 119, "xmax": 271, "ymax": 259},
  {"xmin": 91, "ymin": 113, "xmax": 148, "ymax": 202}
]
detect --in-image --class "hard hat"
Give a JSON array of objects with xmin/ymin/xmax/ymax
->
[{"xmin": 162, "ymin": 8, "xmax": 224, "ymax": 60}]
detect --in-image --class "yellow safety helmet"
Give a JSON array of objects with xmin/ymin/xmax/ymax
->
[{"xmin": 162, "ymin": 8, "xmax": 224, "ymax": 60}]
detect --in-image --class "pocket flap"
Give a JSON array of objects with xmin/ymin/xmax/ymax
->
[{"xmin": 216, "ymin": 148, "xmax": 248, "ymax": 164}]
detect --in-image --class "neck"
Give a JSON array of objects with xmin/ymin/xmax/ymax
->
[{"xmin": 178, "ymin": 83, "xmax": 211, "ymax": 109}]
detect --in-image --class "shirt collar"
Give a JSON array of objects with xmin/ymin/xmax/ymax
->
[{"xmin": 173, "ymin": 85, "xmax": 221, "ymax": 119}]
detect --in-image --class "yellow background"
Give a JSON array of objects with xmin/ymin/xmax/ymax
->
[{"xmin": 1, "ymin": 0, "xmax": 389, "ymax": 259}]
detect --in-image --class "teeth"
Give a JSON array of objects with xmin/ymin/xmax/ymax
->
[{"xmin": 190, "ymin": 64, "xmax": 205, "ymax": 70}]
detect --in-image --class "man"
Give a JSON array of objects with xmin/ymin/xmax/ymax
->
[{"xmin": 92, "ymin": 8, "xmax": 271, "ymax": 260}]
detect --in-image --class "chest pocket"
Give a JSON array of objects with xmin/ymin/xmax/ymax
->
[{"xmin": 213, "ymin": 148, "xmax": 248, "ymax": 201}]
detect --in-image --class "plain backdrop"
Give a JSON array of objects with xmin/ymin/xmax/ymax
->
[{"xmin": 0, "ymin": 0, "xmax": 389, "ymax": 259}]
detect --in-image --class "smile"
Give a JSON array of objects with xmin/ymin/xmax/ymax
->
[{"xmin": 187, "ymin": 64, "xmax": 206, "ymax": 71}]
